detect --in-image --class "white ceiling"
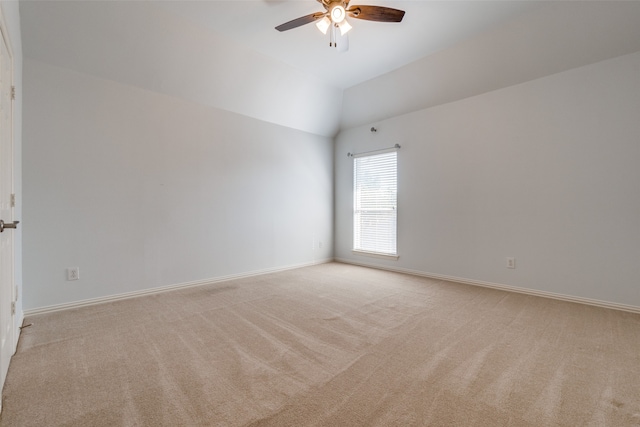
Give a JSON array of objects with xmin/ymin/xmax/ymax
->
[
  {"xmin": 157, "ymin": 1, "xmax": 540, "ymax": 89},
  {"xmin": 19, "ymin": 1, "xmax": 640, "ymax": 136}
]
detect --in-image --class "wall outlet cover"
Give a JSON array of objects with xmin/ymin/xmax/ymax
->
[{"xmin": 67, "ymin": 267, "xmax": 80, "ymax": 281}]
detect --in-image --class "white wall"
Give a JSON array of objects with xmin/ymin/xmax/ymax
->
[
  {"xmin": 335, "ymin": 52, "xmax": 640, "ymax": 308},
  {"xmin": 23, "ymin": 59, "xmax": 333, "ymax": 311}
]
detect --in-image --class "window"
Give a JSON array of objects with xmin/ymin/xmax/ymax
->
[{"xmin": 353, "ymin": 151, "xmax": 397, "ymax": 257}]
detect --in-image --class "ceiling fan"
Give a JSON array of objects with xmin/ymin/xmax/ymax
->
[{"xmin": 275, "ymin": 0, "xmax": 405, "ymax": 51}]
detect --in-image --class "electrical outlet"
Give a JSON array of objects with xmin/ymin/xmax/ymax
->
[
  {"xmin": 67, "ymin": 267, "xmax": 80, "ymax": 281},
  {"xmin": 506, "ymin": 257, "xmax": 516, "ymax": 269}
]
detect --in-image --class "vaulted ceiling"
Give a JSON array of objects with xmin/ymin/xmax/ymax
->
[{"xmin": 20, "ymin": 1, "xmax": 640, "ymax": 137}]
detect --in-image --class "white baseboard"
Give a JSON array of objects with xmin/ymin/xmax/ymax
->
[
  {"xmin": 24, "ymin": 257, "xmax": 640, "ymax": 317},
  {"xmin": 24, "ymin": 258, "xmax": 333, "ymax": 317},
  {"xmin": 335, "ymin": 258, "xmax": 640, "ymax": 314}
]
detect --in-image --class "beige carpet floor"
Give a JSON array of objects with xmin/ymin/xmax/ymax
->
[{"xmin": 1, "ymin": 262, "xmax": 639, "ymax": 426}]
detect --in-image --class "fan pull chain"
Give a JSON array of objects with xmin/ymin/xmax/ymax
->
[{"xmin": 330, "ymin": 24, "xmax": 335, "ymax": 47}]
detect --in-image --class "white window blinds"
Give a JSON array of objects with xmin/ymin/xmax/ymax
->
[{"xmin": 353, "ymin": 151, "xmax": 397, "ymax": 256}]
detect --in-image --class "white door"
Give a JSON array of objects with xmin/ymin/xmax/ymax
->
[{"xmin": 0, "ymin": 18, "xmax": 15, "ymax": 403}]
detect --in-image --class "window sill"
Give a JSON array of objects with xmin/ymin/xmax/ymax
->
[{"xmin": 352, "ymin": 250, "xmax": 399, "ymax": 261}]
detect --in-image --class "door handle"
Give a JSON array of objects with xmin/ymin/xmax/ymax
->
[{"xmin": 0, "ymin": 220, "xmax": 19, "ymax": 232}]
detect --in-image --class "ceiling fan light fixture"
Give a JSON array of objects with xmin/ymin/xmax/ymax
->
[
  {"xmin": 275, "ymin": 2, "xmax": 405, "ymax": 52},
  {"xmin": 316, "ymin": 16, "xmax": 331, "ymax": 34},
  {"xmin": 338, "ymin": 19, "xmax": 352, "ymax": 36},
  {"xmin": 330, "ymin": 5, "xmax": 346, "ymax": 23}
]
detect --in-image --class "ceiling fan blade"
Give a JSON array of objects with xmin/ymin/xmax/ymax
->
[
  {"xmin": 347, "ymin": 5, "xmax": 405, "ymax": 22},
  {"xmin": 275, "ymin": 12, "xmax": 326, "ymax": 32}
]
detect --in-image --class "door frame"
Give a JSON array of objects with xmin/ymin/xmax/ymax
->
[{"xmin": 0, "ymin": 4, "xmax": 17, "ymax": 410}]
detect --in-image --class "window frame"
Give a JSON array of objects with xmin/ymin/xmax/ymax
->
[{"xmin": 352, "ymin": 149, "xmax": 399, "ymax": 260}]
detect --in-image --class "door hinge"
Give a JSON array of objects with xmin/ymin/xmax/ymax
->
[
  {"xmin": 11, "ymin": 86, "xmax": 15, "ymax": 100},
  {"xmin": 10, "ymin": 193, "xmax": 15, "ymax": 207},
  {"xmin": 11, "ymin": 302, "xmax": 15, "ymax": 315}
]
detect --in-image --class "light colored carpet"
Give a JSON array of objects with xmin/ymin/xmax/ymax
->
[{"xmin": 1, "ymin": 262, "xmax": 639, "ymax": 426}]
